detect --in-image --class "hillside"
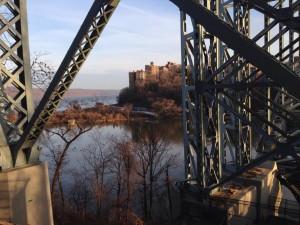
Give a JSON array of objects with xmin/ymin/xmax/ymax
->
[{"xmin": 5, "ymin": 87, "xmax": 119, "ymax": 101}]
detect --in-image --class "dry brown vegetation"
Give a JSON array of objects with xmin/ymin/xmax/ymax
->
[
  {"xmin": 118, "ymin": 67, "xmax": 182, "ymax": 118},
  {"xmin": 43, "ymin": 127, "xmax": 180, "ymax": 225},
  {"xmin": 48, "ymin": 103, "xmax": 130, "ymax": 126},
  {"xmin": 151, "ymin": 98, "xmax": 182, "ymax": 118}
]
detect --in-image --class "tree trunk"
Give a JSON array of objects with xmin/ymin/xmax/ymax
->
[
  {"xmin": 126, "ymin": 165, "xmax": 131, "ymax": 223},
  {"xmin": 58, "ymin": 173, "xmax": 65, "ymax": 210},
  {"xmin": 166, "ymin": 166, "xmax": 173, "ymax": 223},
  {"xmin": 126, "ymin": 177, "xmax": 130, "ymax": 221},
  {"xmin": 95, "ymin": 174, "xmax": 102, "ymax": 225},
  {"xmin": 116, "ymin": 177, "xmax": 121, "ymax": 224},
  {"xmin": 98, "ymin": 165, "xmax": 105, "ymax": 219},
  {"xmin": 57, "ymin": 173, "xmax": 65, "ymax": 225},
  {"xmin": 143, "ymin": 176, "xmax": 148, "ymax": 221},
  {"xmin": 51, "ymin": 143, "xmax": 71, "ymax": 203},
  {"xmin": 149, "ymin": 164, "xmax": 153, "ymax": 221},
  {"xmin": 117, "ymin": 178, "xmax": 121, "ymax": 208}
]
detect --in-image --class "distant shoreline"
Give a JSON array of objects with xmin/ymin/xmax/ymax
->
[
  {"xmin": 47, "ymin": 103, "xmax": 181, "ymax": 127},
  {"xmin": 6, "ymin": 86, "xmax": 120, "ymax": 101}
]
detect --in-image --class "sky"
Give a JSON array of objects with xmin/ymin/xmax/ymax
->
[{"xmin": 27, "ymin": 0, "xmax": 181, "ymax": 90}]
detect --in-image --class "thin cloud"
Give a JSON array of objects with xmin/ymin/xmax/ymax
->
[{"xmin": 27, "ymin": 0, "xmax": 181, "ymax": 89}]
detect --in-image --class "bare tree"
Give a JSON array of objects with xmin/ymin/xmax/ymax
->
[
  {"xmin": 134, "ymin": 127, "xmax": 177, "ymax": 222},
  {"xmin": 165, "ymin": 164, "xmax": 174, "ymax": 223},
  {"xmin": 69, "ymin": 170, "xmax": 92, "ymax": 225},
  {"xmin": 45, "ymin": 123, "xmax": 92, "ymax": 207},
  {"xmin": 110, "ymin": 136, "xmax": 136, "ymax": 224},
  {"xmin": 109, "ymin": 140, "xmax": 124, "ymax": 211},
  {"xmin": 44, "ymin": 140, "xmax": 66, "ymax": 209},
  {"xmin": 81, "ymin": 130, "xmax": 112, "ymax": 221},
  {"xmin": 31, "ymin": 53, "xmax": 54, "ymax": 90}
]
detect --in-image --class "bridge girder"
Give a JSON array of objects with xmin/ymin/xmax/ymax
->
[
  {"xmin": 1, "ymin": 0, "xmax": 300, "ymax": 197},
  {"xmin": 174, "ymin": 0, "xmax": 300, "ymax": 191},
  {"xmin": 0, "ymin": 0, "xmax": 34, "ymax": 167},
  {"xmin": 0, "ymin": 0, "xmax": 120, "ymax": 166},
  {"xmin": 12, "ymin": 0, "xmax": 120, "ymax": 164}
]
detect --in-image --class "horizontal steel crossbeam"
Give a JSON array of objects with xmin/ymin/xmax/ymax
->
[
  {"xmin": 171, "ymin": 0, "xmax": 300, "ymax": 101},
  {"xmin": 173, "ymin": 0, "xmax": 300, "ymax": 193},
  {"xmin": 240, "ymin": 0, "xmax": 300, "ymax": 31}
]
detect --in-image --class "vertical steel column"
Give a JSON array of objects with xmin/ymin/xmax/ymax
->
[
  {"xmin": 234, "ymin": 1, "xmax": 251, "ymax": 167},
  {"xmin": 181, "ymin": 0, "xmax": 227, "ymax": 187},
  {"xmin": 279, "ymin": 1, "xmax": 284, "ymax": 62},
  {"xmin": 216, "ymin": 0, "xmax": 225, "ymax": 180},
  {"xmin": 234, "ymin": 1, "xmax": 243, "ymax": 167},
  {"xmin": 242, "ymin": 3, "xmax": 251, "ymax": 164},
  {"xmin": 279, "ymin": 1, "xmax": 286, "ymax": 107},
  {"xmin": 289, "ymin": 0, "xmax": 294, "ymax": 66},
  {"xmin": 265, "ymin": 7, "xmax": 272, "ymax": 137},
  {"xmin": 199, "ymin": 0, "xmax": 225, "ymax": 186},
  {"xmin": 180, "ymin": 0, "xmax": 205, "ymax": 185},
  {"xmin": 18, "ymin": 0, "xmax": 34, "ymax": 117},
  {"xmin": 0, "ymin": 0, "xmax": 34, "ymax": 136},
  {"xmin": 180, "ymin": 12, "xmax": 191, "ymax": 181},
  {"xmin": 0, "ymin": 0, "xmax": 34, "ymax": 167},
  {"xmin": 173, "ymin": 0, "xmax": 300, "ymax": 193}
]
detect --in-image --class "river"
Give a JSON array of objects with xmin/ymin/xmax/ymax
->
[
  {"xmin": 57, "ymin": 95, "xmax": 118, "ymax": 111},
  {"xmin": 40, "ymin": 119, "xmax": 185, "ymax": 185},
  {"xmin": 39, "ymin": 118, "xmax": 297, "ymax": 203}
]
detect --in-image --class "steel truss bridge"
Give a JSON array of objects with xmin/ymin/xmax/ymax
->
[{"xmin": 1, "ymin": 0, "xmax": 300, "ymax": 208}]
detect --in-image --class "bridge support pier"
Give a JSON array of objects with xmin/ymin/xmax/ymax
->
[
  {"xmin": 180, "ymin": 161, "xmax": 299, "ymax": 225},
  {"xmin": 0, "ymin": 162, "xmax": 53, "ymax": 225}
]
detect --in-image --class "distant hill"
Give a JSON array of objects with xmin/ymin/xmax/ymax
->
[{"xmin": 5, "ymin": 87, "xmax": 119, "ymax": 101}]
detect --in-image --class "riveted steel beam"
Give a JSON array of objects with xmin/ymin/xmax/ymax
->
[
  {"xmin": 0, "ymin": 0, "xmax": 34, "ymax": 167},
  {"xmin": 172, "ymin": 0, "xmax": 300, "ymax": 99},
  {"xmin": 12, "ymin": 0, "xmax": 120, "ymax": 164},
  {"xmin": 174, "ymin": 0, "xmax": 300, "ymax": 192}
]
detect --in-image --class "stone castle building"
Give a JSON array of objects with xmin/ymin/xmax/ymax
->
[{"xmin": 129, "ymin": 61, "xmax": 180, "ymax": 89}]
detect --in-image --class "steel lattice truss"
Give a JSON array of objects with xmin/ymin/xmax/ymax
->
[
  {"xmin": 13, "ymin": 0, "xmax": 120, "ymax": 163},
  {"xmin": 1, "ymin": 0, "xmax": 300, "ymax": 195},
  {"xmin": 173, "ymin": 0, "xmax": 300, "ymax": 190},
  {"xmin": 0, "ymin": 0, "xmax": 120, "ymax": 165},
  {"xmin": 0, "ymin": 0, "xmax": 33, "ymax": 144}
]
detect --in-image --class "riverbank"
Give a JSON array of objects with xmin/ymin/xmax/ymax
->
[
  {"xmin": 47, "ymin": 103, "xmax": 181, "ymax": 126},
  {"xmin": 48, "ymin": 104, "xmax": 129, "ymax": 126}
]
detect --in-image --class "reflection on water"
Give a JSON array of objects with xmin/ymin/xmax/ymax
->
[
  {"xmin": 123, "ymin": 120, "xmax": 183, "ymax": 144},
  {"xmin": 40, "ymin": 119, "xmax": 185, "ymax": 182},
  {"xmin": 41, "ymin": 119, "xmax": 295, "ymax": 202}
]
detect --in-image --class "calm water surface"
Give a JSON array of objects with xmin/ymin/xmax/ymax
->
[
  {"xmin": 39, "ymin": 119, "xmax": 297, "ymax": 201},
  {"xmin": 40, "ymin": 120, "xmax": 185, "ymax": 183}
]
